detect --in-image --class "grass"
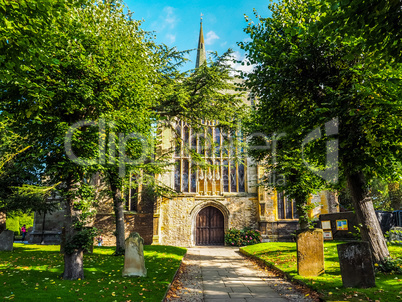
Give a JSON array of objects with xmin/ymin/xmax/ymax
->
[
  {"xmin": 241, "ymin": 242, "xmax": 402, "ymax": 302},
  {"xmin": 0, "ymin": 244, "xmax": 186, "ymax": 302}
]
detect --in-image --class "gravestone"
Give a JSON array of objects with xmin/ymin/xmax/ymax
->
[
  {"xmin": 296, "ymin": 229, "xmax": 324, "ymax": 276},
  {"xmin": 337, "ymin": 241, "xmax": 375, "ymax": 288},
  {"xmin": 0, "ymin": 230, "xmax": 14, "ymax": 251},
  {"xmin": 122, "ymin": 232, "xmax": 147, "ymax": 277}
]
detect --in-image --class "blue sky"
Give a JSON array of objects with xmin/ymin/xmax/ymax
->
[{"xmin": 124, "ymin": 0, "xmax": 271, "ymax": 71}]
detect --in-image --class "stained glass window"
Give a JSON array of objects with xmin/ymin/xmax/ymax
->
[{"xmin": 173, "ymin": 120, "xmax": 246, "ymax": 195}]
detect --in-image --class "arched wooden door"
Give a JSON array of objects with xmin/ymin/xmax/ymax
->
[{"xmin": 196, "ymin": 206, "xmax": 224, "ymax": 245}]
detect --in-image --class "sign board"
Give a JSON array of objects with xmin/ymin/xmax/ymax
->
[
  {"xmin": 321, "ymin": 220, "xmax": 331, "ymax": 230},
  {"xmin": 336, "ymin": 219, "xmax": 348, "ymax": 231},
  {"xmin": 323, "ymin": 230, "xmax": 333, "ymax": 240}
]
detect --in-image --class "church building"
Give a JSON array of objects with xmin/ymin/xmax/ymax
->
[
  {"xmin": 30, "ymin": 19, "xmax": 338, "ymax": 246},
  {"xmin": 150, "ymin": 18, "xmax": 338, "ymax": 247}
]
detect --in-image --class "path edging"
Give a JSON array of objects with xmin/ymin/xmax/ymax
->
[{"xmin": 162, "ymin": 250, "xmax": 188, "ymax": 302}]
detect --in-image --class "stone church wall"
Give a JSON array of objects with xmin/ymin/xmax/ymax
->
[
  {"xmin": 156, "ymin": 194, "xmax": 259, "ymax": 247},
  {"xmin": 94, "ymin": 213, "xmax": 153, "ymax": 246}
]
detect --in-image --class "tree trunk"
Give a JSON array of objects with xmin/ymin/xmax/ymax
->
[
  {"xmin": 110, "ymin": 181, "xmax": 125, "ymax": 256},
  {"xmin": 40, "ymin": 212, "xmax": 46, "ymax": 244},
  {"xmin": 63, "ymin": 249, "xmax": 84, "ymax": 280},
  {"xmin": 295, "ymin": 196, "xmax": 310, "ymax": 231},
  {"xmin": 62, "ymin": 179, "xmax": 85, "ymax": 279},
  {"xmin": 346, "ymin": 172, "xmax": 390, "ymax": 263},
  {"xmin": 388, "ymin": 182, "xmax": 402, "ymax": 210}
]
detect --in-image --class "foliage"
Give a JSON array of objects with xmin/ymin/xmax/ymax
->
[
  {"xmin": 1, "ymin": 0, "xmax": 245, "ymax": 279},
  {"xmin": 64, "ymin": 227, "xmax": 99, "ymax": 255},
  {"xmin": 318, "ymin": 0, "xmax": 402, "ymax": 61},
  {"xmin": 0, "ymin": 118, "xmax": 30, "ymax": 174},
  {"xmin": 1, "ymin": 0, "xmax": 162, "ymax": 278},
  {"xmin": 240, "ymin": 0, "xmax": 400, "ymax": 261},
  {"xmin": 5, "ymin": 212, "xmax": 34, "ymax": 235},
  {"xmin": 0, "ymin": 120, "xmax": 60, "ymax": 214},
  {"xmin": 224, "ymin": 227, "xmax": 262, "ymax": 246},
  {"xmin": 153, "ymin": 48, "xmax": 246, "ymax": 130},
  {"xmin": 241, "ymin": 242, "xmax": 402, "ymax": 302},
  {"xmin": 385, "ymin": 229, "xmax": 402, "ymax": 246},
  {"xmin": 239, "ymin": 0, "xmax": 336, "ymax": 229},
  {"xmin": 0, "ymin": 244, "xmax": 186, "ymax": 301},
  {"xmin": 367, "ymin": 180, "xmax": 402, "ymax": 211},
  {"xmin": 375, "ymin": 257, "xmax": 402, "ymax": 275}
]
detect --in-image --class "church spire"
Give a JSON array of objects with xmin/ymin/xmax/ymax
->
[{"xmin": 195, "ymin": 14, "xmax": 206, "ymax": 68}]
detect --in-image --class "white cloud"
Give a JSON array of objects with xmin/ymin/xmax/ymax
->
[
  {"xmin": 205, "ymin": 31, "xmax": 220, "ymax": 45},
  {"xmin": 165, "ymin": 34, "xmax": 176, "ymax": 44},
  {"xmin": 151, "ymin": 6, "xmax": 178, "ymax": 31},
  {"xmin": 163, "ymin": 6, "xmax": 177, "ymax": 29},
  {"xmin": 229, "ymin": 51, "xmax": 255, "ymax": 75}
]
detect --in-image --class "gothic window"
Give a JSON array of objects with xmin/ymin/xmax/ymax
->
[
  {"xmin": 277, "ymin": 191, "xmax": 298, "ymax": 219},
  {"xmin": 173, "ymin": 120, "xmax": 246, "ymax": 195}
]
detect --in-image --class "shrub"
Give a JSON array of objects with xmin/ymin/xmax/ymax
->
[
  {"xmin": 225, "ymin": 227, "xmax": 262, "ymax": 246},
  {"xmin": 375, "ymin": 257, "xmax": 402, "ymax": 274},
  {"xmin": 385, "ymin": 229, "xmax": 402, "ymax": 246}
]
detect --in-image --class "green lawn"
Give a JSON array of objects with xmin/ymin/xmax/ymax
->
[
  {"xmin": 241, "ymin": 242, "xmax": 402, "ymax": 302},
  {"xmin": 0, "ymin": 244, "xmax": 186, "ymax": 302}
]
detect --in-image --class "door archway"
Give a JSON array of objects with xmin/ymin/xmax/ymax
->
[{"xmin": 196, "ymin": 206, "xmax": 224, "ymax": 245}]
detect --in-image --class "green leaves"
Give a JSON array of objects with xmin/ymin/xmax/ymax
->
[{"xmin": 240, "ymin": 0, "xmax": 402, "ymax": 234}]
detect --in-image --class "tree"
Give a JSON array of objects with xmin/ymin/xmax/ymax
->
[
  {"xmin": 0, "ymin": 115, "xmax": 59, "ymax": 219},
  {"xmin": 1, "ymin": 0, "xmax": 160, "ymax": 279},
  {"xmin": 103, "ymin": 47, "xmax": 247, "ymax": 254},
  {"xmin": 241, "ymin": 0, "xmax": 402, "ymax": 263},
  {"xmin": 318, "ymin": 0, "xmax": 402, "ymax": 61},
  {"xmin": 388, "ymin": 182, "xmax": 402, "ymax": 210},
  {"xmin": 240, "ymin": 0, "xmax": 337, "ymax": 230},
  {"xmin": 1, "ymin": 0, "xmax": 246, "ymax": 280}
]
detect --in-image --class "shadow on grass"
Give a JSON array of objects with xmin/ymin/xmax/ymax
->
[{"xmin": 1, "ymin": 244, "xmax": 187, "ymax": 302}]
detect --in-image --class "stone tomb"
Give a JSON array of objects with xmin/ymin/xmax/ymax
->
[
  {"xmin": 0, "ymin": 230, "xmax": 14, "ymax": 251},
  {"xmin": 122, "ymin": 232, "xmax": 147, "ymax": 277},
  {"xmin": 337, "ymin": 241, "xmax": 375, "ymax": 288},
  {"xmin": 296, "ymin": 229, "xmax": 325, "ymax": 276}
]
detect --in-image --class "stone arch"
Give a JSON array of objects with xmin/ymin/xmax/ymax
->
[{"xmin": 190, "ymin": 200, "xmax": 230, "ymax": 246}]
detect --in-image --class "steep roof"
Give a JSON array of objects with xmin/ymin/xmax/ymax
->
[{"xmin": 195, "ymin": 15, "xmax": 206, "ymax": 68}]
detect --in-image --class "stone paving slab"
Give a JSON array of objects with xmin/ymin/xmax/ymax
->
[
  {"xmin": 230, "ymin": 286, "xmax": 251, "ymax": 293},
  {"xmin": 205, "ymin": 293, "xmax": 231, "ymax": 299},
  {"xmin": 205, "ymin": 299, "xmax": 247, "ymax": 302},
  {"xmin": 246, "ymin": 299, "xmax": 289, "ymax": 302},
  {"xmin": 204, "ymin": 287, "xmax": 233, "ymax": 293},
  {"xmin": 198, "ymin": 247, "xmax": 299, "ymax": 301},
  {"xmin": 165, "ymin": 246, "xmax": 315, "ymax": 302},
  {"xmin": 228, "ymin": 292, "xmax": 253, "ymax": 298}
]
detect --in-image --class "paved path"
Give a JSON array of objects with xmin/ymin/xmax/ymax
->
[{"xmin": 166, "ymin": 247, "xmax": 313, "ymax": 302}]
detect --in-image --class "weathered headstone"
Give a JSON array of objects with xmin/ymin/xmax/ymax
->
[
  {"xmin": 0, "ymin": 230, "xmax": 14, "ymax": 251},
  {"xmin": 337, "ymin": 241, "xmax": 375, "ymax": 288},
  {"xmin": 296, "ymin": 229, "xmax": 324, "ymax": 276},
  {"xmin": 122, "ymin": 232, "xmax": 147, "ymax": 277}
]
